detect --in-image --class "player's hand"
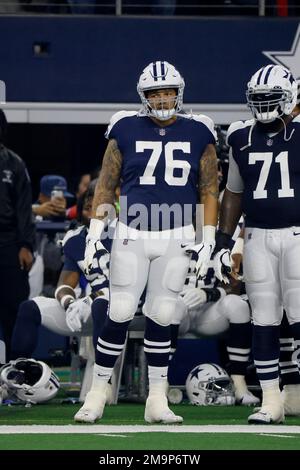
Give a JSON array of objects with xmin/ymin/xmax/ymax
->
[
  {"xmin": 65, "ymin": 296, "xmax": 92, "ymax": 333},
  {"xmin": 185, "ymin": 241, "xmax": 215, "ymax": 281},
  {"xmin": 19, "ymin": 247, "xmax": 33, "ymax": 271},
  {"xmin": 181, "ymin": 288, "xmax": 207, "ymax": 309},
  {"xmin": 231, "ymin": 253, "xmax": 243, "ymax": 280},
  {"xmin": 230, "ymin": 236, "xmax": 244, "ymax": 281},
  {"xmin": 84, "ymin": 219, "xmax": 106, "ymax": 276},
  {"xmin": 213, "ymin": 248, "xmax": 232, "ymax": 284}
]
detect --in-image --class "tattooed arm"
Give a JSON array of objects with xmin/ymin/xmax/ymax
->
[
  {"xmin": 92, "ymin": 139, "xmax": 122, "ymax": 220},
  {"xmin": 84, "ymin": 139, "xmax": 122, "ymax": 272},
  {"xmin": 199, "ymin": 143, "xmax": 219, "ymax": 227},
  {"xmin": 184, "ymin": 143, "xmax": 219, "ymax": 281}
]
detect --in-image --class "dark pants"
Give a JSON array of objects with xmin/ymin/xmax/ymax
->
[{"xmin": 0, "ymin": 245, "xmax": 29, "ymax": 362}]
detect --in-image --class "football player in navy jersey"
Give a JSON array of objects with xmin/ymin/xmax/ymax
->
[
  {"xmin": 7, "ymin": 182, "xmax": 111, "ymax": 368},
  {"xmin": 216, "ymin": 64, "xmax": 300, "ymax": 424},
  {"xmin": 76, "ymin": 61, "xmax": 219, "ymax": 423}
]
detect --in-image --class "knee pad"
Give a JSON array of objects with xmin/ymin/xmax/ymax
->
[
  {"xmin": 144, "ymin": 296, "xmax": 177, "ymax": 327},
  {"xmin": 221, "ymin": 295, "xmax": 251, "ymax": 324},
  {"xmin": 249, "ymin": 292, "xmax": 282, "ymax": 326},
  {"xmin": 18, "ymin": 299, "xmax": 41, "ymax": 325},
  {"xmin": 284, "ymin": 289, "xmax": 300, "ymax": 324},
  {"xmin": 109, "ymin": 292, "xmax": 136, "ymax": 323},
  {"xmin": 283, "ymin": 243, "xmax": 300, "ymax": 280}
]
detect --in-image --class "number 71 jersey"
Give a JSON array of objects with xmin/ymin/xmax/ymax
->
[
  {"xmin": 105, "ymin": 111, "xmax": 216, "ymax": 229},
  {"xmin": 227, "ymin": 115, "xmax": 300, "ymax": 229}
]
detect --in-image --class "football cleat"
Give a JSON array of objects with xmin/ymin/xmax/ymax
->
[
  {"xmin": 144, "ymin": 395, "xmax": 183, "ymax": 424},
  {"xmin": 248, "ymin": 404, "xmax": 284, "ymax": 424},
  {"xmin": 74, "ymin": 391, "xmax": 106, "ymax": 423}
]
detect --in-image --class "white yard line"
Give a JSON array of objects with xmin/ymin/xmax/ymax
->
[
  {"xmin": 260, "ymin": 434, "xmax": 296, "ymax": 438},
  {"xmin": 0, "ymin": 425, "xmax": 300, "ymax": 434}
]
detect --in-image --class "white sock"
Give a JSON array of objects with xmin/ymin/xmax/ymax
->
[
  {"xmin": 90, "ymin": 364, "xmax": 113, "ymax": 392},
  {"xmin": 260, "ymin": 379, "xmax": 281, "ymax": 407},
  {"xmin": 148, "ymin": 366, "xmax": 168, "ymax": 396}
]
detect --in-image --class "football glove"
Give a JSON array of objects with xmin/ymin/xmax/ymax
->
[
  {"xmin": 84, "ymin": 219, "xmax": 106, "ymax": 276},
  {"xmin": 66, "ymin": 296, "xmax": 92, "ymax": 333},
  {"xmin": 185, "ymin": 225, "xmax": 216, "ymax": 281},
  {"xmin": 181, "ymin": 288, "xmax": 207, "ymax": 310},
  {"xmin": 213, "ymin": 248, "xmax": 232, "ymax": 284},
  {"xmin": 185, "ymin": 241, "xmax": 215, "ymax": 281},
  {"xmin": 212, "ymin": 230, "xmax": 233, "ymax": 284}
]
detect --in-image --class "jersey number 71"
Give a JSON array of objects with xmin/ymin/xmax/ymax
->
[{"xmin": 249, "ymin": 151, "xmax": 294, "ymax": 199}]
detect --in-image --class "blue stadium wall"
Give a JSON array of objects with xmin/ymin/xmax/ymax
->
[{"xmin": 0, "ymin": 16, "xmax": 299, "ymax": 104}]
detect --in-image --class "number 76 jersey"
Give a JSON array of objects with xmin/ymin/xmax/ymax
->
[
  {"xmin": 227, "ymin": 115, "xmax": 300, "ymax": 229},
  {"xmin": 105, "ymin": 111, "xmax": 216, "ymax": 229}
]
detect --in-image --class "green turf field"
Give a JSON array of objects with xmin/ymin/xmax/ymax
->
[{"xmin": 1, "ymin": 403, "xmax": 300, "ymax": 450}]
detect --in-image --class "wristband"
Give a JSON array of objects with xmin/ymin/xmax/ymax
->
[
  {"xmin": 203, "ymin": 225, "xmax": 216, "ymax": 242},
  {"xmin": 60, "ymin": 295, "xmax": 75, "ymax": 310},
  {"xmin": 54, "ymin": 284, "xmax": 75, "ymax": 302},
  {"xmin": 231, "ymin": 237, "xmax": 244, "ymax": 256},
  {"xmin": 89, "ymin": 219, "xmax": 105, "ymax": 239},
  {"xmin": 202, "ymin": 287, "xmax": 220, "ymax": 303}
]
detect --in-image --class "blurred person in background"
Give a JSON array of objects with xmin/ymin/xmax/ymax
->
[
  {"xmin": 9, "ymin": 181, "xmax": 110, "ymax": 361},
  {"xmin": 32, "ymin": 174, "xmax": 74, "ymax": 297},
  {"xmin": 32, "ymin": 174, "xmax": 73, "ymax": 220},
  {"xmin": 0, "ymin": 109, "xmax": 35, "ymax": 363},
  {"xmin": 67, "ymin": 172, "xmax": 91, "ymax": 220}
]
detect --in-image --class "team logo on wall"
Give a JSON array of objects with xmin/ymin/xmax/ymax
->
[{"xmin": 263, "ymin": 23, "xmax": 300, "ymax": 80}]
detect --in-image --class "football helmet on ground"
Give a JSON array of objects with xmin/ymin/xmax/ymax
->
[
  {"xmin": 137, "ymin": 60, "xmax": 185, "ymax": 121},
  {"xmin": 0, "ymin": 358, "xmax": 60, "ymax": 404},
  {"xmin": 185, "ymin": 363, "xmax": 235, "ymax": 405},
  {"xmin": 246, "ymin": 64, "xmax": 297, "ymax": 123}
]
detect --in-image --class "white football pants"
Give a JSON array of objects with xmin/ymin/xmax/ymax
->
[
  {"xmin": 244, "ymin": 226, "xmax": 300, "ymax": 326},
  {"xmin": 109, "ymin": 222, "xmax": 195, "ymax": 326}
]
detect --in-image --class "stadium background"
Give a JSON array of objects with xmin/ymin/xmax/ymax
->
[{"xmin": 1, "ymin": 14, "xmax": 300, "ymax": 197}]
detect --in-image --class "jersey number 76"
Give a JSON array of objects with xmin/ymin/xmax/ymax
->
[{"xmin": 137, "ymin": 141, "xmax": 191, "ymax": 186}]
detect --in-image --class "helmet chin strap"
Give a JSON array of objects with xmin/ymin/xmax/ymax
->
[
  {"xmin": 240, "ymin": 122, "xmax": 255, "ymax": 151},
  {"xmin": 277, "ymin": 115, "xmax": 295, "ymax": 142},
  {"xmin": 240, "ymin": 113, "xmax": 294, "ymax": 151}
]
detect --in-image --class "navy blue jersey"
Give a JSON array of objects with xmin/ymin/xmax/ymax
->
[
  {"xmin": 62, "ymin": 225, "xmax": 112, "ymax": 292},
  {"xmin": 106, "ymin": 111, "xmax": 216, "ymax": 230},
  {"xmin": 227, "ymin": 115, "xmax": 300, "ymax": 229}
]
